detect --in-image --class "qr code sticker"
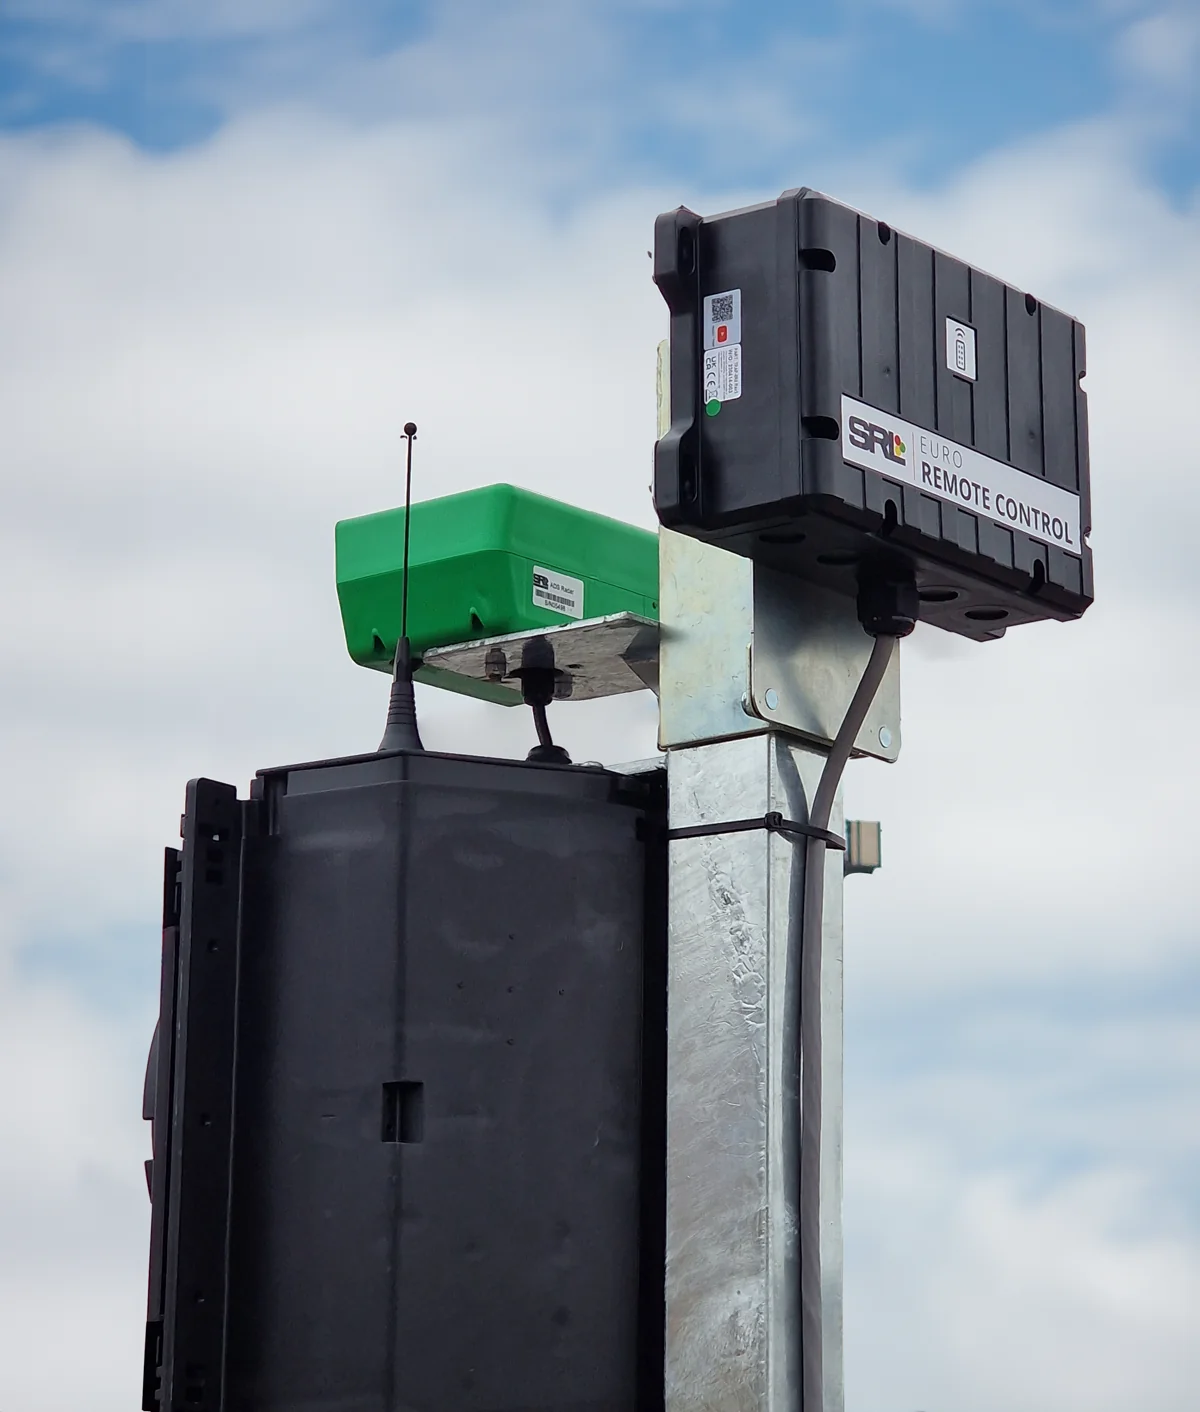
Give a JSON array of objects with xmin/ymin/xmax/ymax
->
[{"xmin": 704, "ymin": 289, "xmax": 741, "ymax": 349}]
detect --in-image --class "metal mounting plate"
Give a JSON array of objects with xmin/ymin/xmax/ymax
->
[
  {"xmin": 421, "ymin": 612, "xmax": 660, "ymax": 705},
  {"xmin": 658, "ymin": 530, "xmax": 900, "ymax": 761},
  {"xmin": 749, "ymin": 567, "xmax": 901, "ymax": 762}
]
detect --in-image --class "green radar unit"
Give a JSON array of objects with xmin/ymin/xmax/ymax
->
[{"xmin": 336, "ymin": 483, "xmax": 659, "ymax": 704}]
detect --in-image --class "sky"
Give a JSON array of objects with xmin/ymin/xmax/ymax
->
[{"xmin": 0, "ymin": 1, "xmax": 1198, "ymax": 1409}]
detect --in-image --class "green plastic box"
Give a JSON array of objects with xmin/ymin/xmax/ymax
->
[{"xmin": 336, "ymin": 484, "xmax": 659, "ymax": 702}]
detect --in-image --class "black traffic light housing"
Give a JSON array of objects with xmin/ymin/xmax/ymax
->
[{"xmin": 143, "ymin": 755, "xmax": 667, "ymax": 1412}]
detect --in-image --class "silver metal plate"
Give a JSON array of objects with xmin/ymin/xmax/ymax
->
[
  {"xmin": 658, "ymin": 528, "xmax": 763, "ymax": 750},
  {"xmin": 750, "ymin": 568, "xmax": 901, "ymax": 763},
  {"xmin": 658, "ymin": 530, "xmax": 901, "ymax": 761},
  {"xmin": 421, "ymin": 612, "xmax": 659, "ymax": 705}
]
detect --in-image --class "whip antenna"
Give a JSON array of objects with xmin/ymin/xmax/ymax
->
[
  {"xmin": 400, "ymin": 421, "xmax": 416, "ymax": 642},
  {"xmin": 378, "ymin": 421, "xmax": 425, "ymax": 753}
]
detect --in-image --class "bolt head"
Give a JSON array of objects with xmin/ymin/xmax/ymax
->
[
  {"xmin": 764, "ymin": 688, "xmax": 779, "ymax": 711},
  {"xmin": 878, "ymin": 726, "xmax": 893, "ymax": 749}
]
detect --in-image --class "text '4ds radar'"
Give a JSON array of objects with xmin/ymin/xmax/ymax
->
[{"xmin": 653, "ymin": 188, "xmax": 1093, "ymax": 640}]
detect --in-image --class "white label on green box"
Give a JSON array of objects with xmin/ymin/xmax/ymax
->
[{"xmin": 533, "ymin": 566, "xmax": 584, "ymax": 620}]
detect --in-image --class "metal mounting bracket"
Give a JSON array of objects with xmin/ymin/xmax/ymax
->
[
  {"xmin": 658, "ymin": 530, "xmax": 900, "ymax": 760},
  {"xmin": 421, "ymin": 611, "xmax": 659, "ymax": 704}
]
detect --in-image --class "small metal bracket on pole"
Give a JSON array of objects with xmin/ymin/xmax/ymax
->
[
  {"xmin": 659, "ymin": 528, "xmax": 900, "ymax": 1412},
  {"xmin": 844, "ymin": 821, "xmax": 882, "ymax": 876}
]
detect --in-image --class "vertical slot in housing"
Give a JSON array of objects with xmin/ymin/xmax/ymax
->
[{"xmin": 381, "ymin": 1081, "xmax": 424, "ymax": 1144}]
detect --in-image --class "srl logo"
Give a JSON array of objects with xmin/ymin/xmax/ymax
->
[{"xmin": 847, "ymin": 414, "xmax": 907, "ymax": 466}]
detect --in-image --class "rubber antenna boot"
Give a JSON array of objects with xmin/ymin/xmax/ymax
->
[{"xmin": 378, "ymin": 636, "xmax": 425, "ymax": 753}]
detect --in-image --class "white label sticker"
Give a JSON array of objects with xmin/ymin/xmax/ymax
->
[
  {"xmin": 703, "ymin": 344, "xmax": 742, "ymax": 405},
  {"xmin": 703, "ymin": 289, "xmax": 741, "ymax": 351},
  {"xmin": 945, "ymin": 317, "xmax": 977, "ymax": 381},
  {"xmin": 841, "ymin": 394, "xmax": 1082, "ymax": 553},
  {"xmin": 532, "ymin": 566, "xmax": 584, "ymax": 620}
]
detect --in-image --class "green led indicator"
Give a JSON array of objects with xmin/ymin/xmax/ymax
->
[{"xmin": 705, "ymin": 398, "xmax": 721, "ymax": 417}]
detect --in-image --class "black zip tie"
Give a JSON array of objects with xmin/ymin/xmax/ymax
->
[{"xmin": 667, "ymin": 811, "xmax": 846, "ymax": 850}]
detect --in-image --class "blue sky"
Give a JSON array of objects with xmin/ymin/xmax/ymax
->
[
  {"xmin": 0, "ymin": 3, "xmax": 1198, "ymax": 1411},
  {"xmin": 3, "ymin": 0, "xmax": 1197, "ymax": 194}
]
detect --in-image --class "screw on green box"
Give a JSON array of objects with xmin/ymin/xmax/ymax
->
[{"xmin": 335, "ymin": 484, "xmax": 660, "ymax": 704}]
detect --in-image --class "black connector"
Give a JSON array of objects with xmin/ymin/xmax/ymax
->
[
  {"xmin": 857, "ymin": 567, "xmax": 919, "ymax": 639},
  {"xmin": 511, "ymin": 637, "xmax": 571, "ymax": 765}
]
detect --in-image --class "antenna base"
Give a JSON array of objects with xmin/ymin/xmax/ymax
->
[
  {"xmin": 526, "ymin": 742, "xmax": 572, "ymax": 766},
  {"xmin": 378, "ymin": 637, "xmax": 425, "ymax": 753}
]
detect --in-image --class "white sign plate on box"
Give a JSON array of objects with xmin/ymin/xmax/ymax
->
[{"xmin": 840, "ymin": 394, "xmax": 1082, "ymax": 554}]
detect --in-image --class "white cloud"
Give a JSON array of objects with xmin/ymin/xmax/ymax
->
[
  {"xmin": 846, "ymin": 1143, "xmax": 1200, "ymax": 1412},
  {"xmin": 0, "ymin": 89, "xmax": 1197, "ymax": 1412},
  {"xmin": 0, "ymin": 115, "xmax": 671, "ymax": 965},
  {"xmin": 1119, "ymin": 6, "xmax": 1200, "ymax": 90},
  {"xmin": 0, "ymin": 966, "xmax": 150, "ymax": 1411}
]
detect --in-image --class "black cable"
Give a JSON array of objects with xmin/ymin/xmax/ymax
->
[
  {"xmin": 799, "ymin": 632, "xmax": 896, "ymax": 1074},
  {"xmin": 798, "ymin": 631, "xmax": 896, "ymax": 1412},
  {"xmin": 514, "ymin": 640, "xmax": 571, "ymax": 765},
  {"xmin": 808, "ymin": 634, "xmax": 895, "ymax": 849},
  {"xmin": 532, "ymin": 701, "xmax": 554, "ymax": 750}
]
